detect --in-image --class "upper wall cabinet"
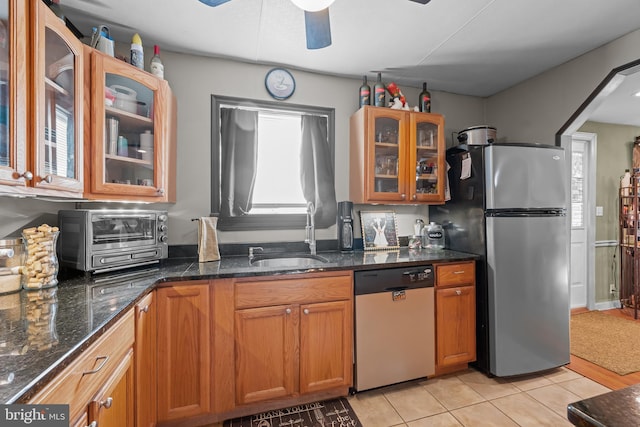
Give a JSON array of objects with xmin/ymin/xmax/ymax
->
[
  {"xmin": 349, "ymin": 106, "xmax": 446, "ymax": 204},
  {"xmin": 0, "ymin": 0, "xmax": 84, "ymax": 196},
  {"xmin": 84, "ymin": 48, "xmax": 176, "ymax": 202}
]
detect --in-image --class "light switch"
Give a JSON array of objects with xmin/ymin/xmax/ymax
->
[{"xmin": 596, "ymin": 206, "xmax": 604, "ymax": 216}]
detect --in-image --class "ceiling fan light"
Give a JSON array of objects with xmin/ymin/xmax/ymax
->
[{"xmin": 290, "ymin": 0, "xmax": 335, "ymax": 12}]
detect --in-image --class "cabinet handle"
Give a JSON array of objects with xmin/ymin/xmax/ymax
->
[
  {"xmin": 303, "ymin": 308, "xmax": 310, "ymax": 315},
  {"xmin": 39, "ymin": 175, "xmax": 53, "ymax": 184},
  {"xmin": 82, "ymin": 355, "xmax": 109, "ymax": 376},
  {"xmin": 453, "ymin": 270, "xmax": 465, "ymax": 274},
  {"xmin": 13, "ymin": 171, "xmax": 33, "ymax": 181},
  {"xmin": 100, "ymin": 397, "xmax": 113, "ymax": 409},
  {"xmin": 285, "ymin": 308, "xmax": 292, "ymax": 314},
  {"xmin": 455, "ymin": 290, "xmax": 462, "ymax": 296}
]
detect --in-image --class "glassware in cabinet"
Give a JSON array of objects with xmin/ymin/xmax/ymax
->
[
  {"xmin": 410, "ymin": 113, "xmax": 445, "ymax": 203},
  {"xmin": 372, "ymin": 115, "xmax": 400, "ymax": 195},
  {"xmin": 32, "ymin": 0, "xmax": 84, "ymax": 193},
  {"xmin": 88, "ymin": 50, "xmax": 167, "ymax": 200}
]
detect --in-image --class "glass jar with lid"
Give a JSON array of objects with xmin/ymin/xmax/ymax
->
[{"xmin": 0, "ymin": 238, "xmax": 25, "ymax": 294}]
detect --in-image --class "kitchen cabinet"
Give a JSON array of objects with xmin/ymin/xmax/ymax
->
[
  {"xmin": 435, "ymin": 262, "xmax": 476, "ymax": 373},
  {"xmin": 157, "ymin": 282, "xmax": 211, "ymax": 422},
  {"xmin": 231, "ymin": 271, "xmax": 353, "ymax": 408},
  {"xmin": 349, "ymin": 106, "xmax": 446, "ymax": 204},
  {"xmin": 0, "ymin": 0, "xmax": 84, "ymax": 196},
  {"xmin": 84, "ymin": 47, "xmax": 176, "ymax": 202},
  {"xmin": 28, "ymin": 309, "xmax": 134, "ymax": 426},
  {"xmin": 88, "ymin": 348, "xmax": 135, "ymax": 427},
  {"xmin": 135, "ymin": 292, "xmax": 157, "ymax": 427}
]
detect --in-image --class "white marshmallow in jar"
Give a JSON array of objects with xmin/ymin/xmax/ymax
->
[{"xmin": 22, "ymin": 224, "xmax": 60, "ymax": 290}]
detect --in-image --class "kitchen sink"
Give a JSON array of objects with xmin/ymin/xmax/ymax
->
[{"xmin": 250, "ymin": 253, "xmax": 329, "ymax": 268}]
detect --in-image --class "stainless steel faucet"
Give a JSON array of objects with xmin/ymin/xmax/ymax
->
[{"xmin": 305, "ymin": 201, "xmax": 316, "ymax": 255}]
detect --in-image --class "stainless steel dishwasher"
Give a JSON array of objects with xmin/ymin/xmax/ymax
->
[{"xmin": 354, "ymin": 265, "xmax": 435, "ymax": 392}]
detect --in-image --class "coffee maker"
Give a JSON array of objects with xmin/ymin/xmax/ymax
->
[{"xmin": 337, "ymin": 201, "xmax": 354, "ymax": 251}]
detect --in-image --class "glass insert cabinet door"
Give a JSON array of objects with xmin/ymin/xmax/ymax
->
[
  {"xmin": 90, "ymin": 51, "xmax": 165, "ymax": 199},
  {"xmin": 34, "ymin": 0, "xmax": 84, "ymax": 192},
  {"xmin": 369, "ymin": 109, "xmax": 406, "ymax": 202},
  {"xmin": 410, "ymin": 113, "xmax": 445, "ymax": 203}
]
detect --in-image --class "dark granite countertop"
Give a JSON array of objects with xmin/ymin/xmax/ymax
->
[
  {"xmin": 567, "ymin": 383, "xmax": 640, "ymax": 426},
  {"xmin": 0, "ymin": 248, "xmax": 476, "ymax": 404}
]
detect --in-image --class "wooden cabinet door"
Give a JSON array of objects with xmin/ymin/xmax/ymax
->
[
  {"xmin": 0, "ymin": 0, "xmax": 27, "ymax": 188},
  {"xmin": 299, "ymin": 300, "xmax": 352, "ymax": 394},
  {"xmin": 157, "ymin": 283, "xmax": 211, "ymax": 422},
  {"xmin": 88, "ymin": 348, "xmax": 135, "ymax": 427},
  {"xmin": 436, "ymin": 285, "xmax": 476, "ymax": 366},
  {"xmin": 409, "ymin": 112, "xmax": 446, "ymax": 203},
  {"xmin": 31, "ymin": 0, "xmax": 84, "ymax": 194},
  {"xmin": 235, "ymin": 304, "xmax": 298, "ymax": 405},
  {"xmin": 87, "ymin": 50, "xmax": 168, "ymax": 201},
  {"xmin": 135, "ymin": 292, "xmax": 156, "ymax": 427}
]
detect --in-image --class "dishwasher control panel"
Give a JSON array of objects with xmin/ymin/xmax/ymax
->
[{"xmin": 354, "ymin": 265, "xmax": 434, "ymax": 295}]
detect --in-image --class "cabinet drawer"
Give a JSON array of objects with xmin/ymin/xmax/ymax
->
[
  {"xmin": 29, "ymin": 310, "xmax": 134, "ymax": 421},
  {"xmin": 235, "ymin": 271, "xmax": 353, "ymax": 309},
  {"xmin": 436, "ymin": 262, "xmax": 475, "ymax": 287}
]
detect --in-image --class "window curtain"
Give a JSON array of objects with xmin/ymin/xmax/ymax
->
[
  {"xmin": 300, "ymin": 115, "xmax": 337, "ymax": 227},
  {"xmin": 220, "ymin": 108, "xmax": 259, "ymax": 217}
]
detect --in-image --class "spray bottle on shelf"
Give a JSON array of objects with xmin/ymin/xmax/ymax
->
[{"xmin": 130, "ymin": 33, "xmax": 144, "ymax": 69}]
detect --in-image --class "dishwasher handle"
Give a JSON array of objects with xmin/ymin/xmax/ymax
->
[{"xmin": 384, "ymin": 286, "xmax": 408, "ymax": 292}]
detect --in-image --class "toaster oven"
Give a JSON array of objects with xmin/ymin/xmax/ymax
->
[{"xmin": 58, "ymin": 209, "xmax": 168, "ymax": 274}]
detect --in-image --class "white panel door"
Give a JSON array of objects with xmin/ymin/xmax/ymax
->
[{"xmin": 570, "ymin": 137, "xmax": 589, "ymax": 308}]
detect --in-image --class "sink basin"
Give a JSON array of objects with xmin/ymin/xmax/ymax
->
[{"xmin": 250, "ymin": 253, "xmax": 329, "ymax": 268}]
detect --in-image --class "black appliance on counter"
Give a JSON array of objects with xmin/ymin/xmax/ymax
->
[{"xmin": 337, "ymin": 201, "xmax": 354, "ymax": 251}]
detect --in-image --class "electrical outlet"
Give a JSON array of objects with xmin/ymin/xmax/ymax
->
[{"xmin": 610, "ymin": 283, "xmax": 616, "ymax": 293}]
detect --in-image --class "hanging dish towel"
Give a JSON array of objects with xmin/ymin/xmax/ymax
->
[{"xmin": 198, "ymin": 217, "xmax": 220, "ymax": 263}]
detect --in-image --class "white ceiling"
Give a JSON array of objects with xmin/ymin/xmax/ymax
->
[{"xmin": 60, "ymin": 0, "xmax": 640, "ymax": 123}]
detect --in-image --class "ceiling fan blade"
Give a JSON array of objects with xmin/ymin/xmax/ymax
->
[
  {"xmin": 408, "ymin": 0, "xmax": 431, "ymax": 4},
  {"xmin": 198, "ymin": 0, "xmax": 232, "ymax": 6},
  {"xmin": 304, "ymin": 9, "xmax": 331, "ymax": 50}
]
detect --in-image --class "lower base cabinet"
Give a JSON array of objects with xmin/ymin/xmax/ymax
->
[
  {"xmin": 28, "ymin": 310, "xmax": 135, "ymax": 426},
  {"xmin": 231, "ymin": 272, "xmax": 353, "ymax": 412},
  {"xmin": 156, "ymin": 282, "xmax": 211, "ymax": 423},
  {"xmin": 435, "ymin": 262, "xmax": 476, "ymax": 372}
]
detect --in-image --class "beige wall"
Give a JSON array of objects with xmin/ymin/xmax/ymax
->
[{"xmin": 578, "ymin": 121, "xmax": 639, "ymax": 302}]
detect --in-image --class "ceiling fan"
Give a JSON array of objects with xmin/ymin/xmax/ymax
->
[{"xmin": 198, "ymin": 0, "xmax": 431, "ymax": 50}]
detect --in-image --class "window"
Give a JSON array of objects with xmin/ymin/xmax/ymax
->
[{"xmin": 211, "ymin": 95, "xmax": 336, "ymax": 231}]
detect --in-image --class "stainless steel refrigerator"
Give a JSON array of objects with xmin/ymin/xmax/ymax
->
[{"xmin": 430, "ymin": 143, "xmax": 570, "ymax": 377}]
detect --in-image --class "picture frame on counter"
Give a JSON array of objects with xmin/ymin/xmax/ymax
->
[{"xmin": 359, "ymin": 210, "xmax": 399, "ymax": 251}]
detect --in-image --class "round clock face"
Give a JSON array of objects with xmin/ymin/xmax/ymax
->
[{"xmin": 265, "ymin": 68, "xmax": 295, "ymax": 100}]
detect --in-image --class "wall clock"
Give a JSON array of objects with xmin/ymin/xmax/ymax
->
[{"xmin": 265, "ymin": 68, "xmax": 296, "ymax": 100}]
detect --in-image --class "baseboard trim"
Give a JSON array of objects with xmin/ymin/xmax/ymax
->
[{"xmin": 595, "ymin": 300, "xmax": 621, "ymax": 310}]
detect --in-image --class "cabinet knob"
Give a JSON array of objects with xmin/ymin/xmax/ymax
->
[
  {"xmin": 39, "ymin": 175, "xmax": 53, "ymax": 184},
  {"xmin": 140, "ymin": 305, "xmax": 149, "ymax": 313},
  {"xmin": 401, "ymin": 193, "xmax": 406, "ymax": 200},
  {"xmin": 455, "ymin": 290, "xmax": 462, "ymax": 296},
  {"xmin": 412, "ymin": 194, "xmax": 417, "ymax": 200},
  {"xmin": 87, "ymin": 422, "xmax": 97, "ymax": 427},
  {"xmin": 303, "ymin": 308, "xmax": 310, "ymax": 315},
  {"xmin": 14, "ymin": 171, "xmax": 33, "ymax": 181},
  {"xmin": 285, "ymin": 308, "xmax": 292, "ymax": 314},
  {"xmin": 157, "ymin": 188, "xmax": 165, "ymax": 195},
  {"xmin": 100, "ymin": 397, "xmax": 113, "ymax": 409}
]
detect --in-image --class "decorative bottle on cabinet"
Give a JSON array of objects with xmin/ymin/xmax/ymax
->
[
  {"xmin": 373, "ymin": 73, "xmax": 385, "ymax": 107},
  {"xmin": 419, "ymin": 82, "xmax": 431, "ymax": 113},
  {"xmin": 359, "ymin": 76, "xmax": 370, "ymax": 108},
  {"xmin": 150, "ymin": 45, "xmax": 164, "ymax": 79}
]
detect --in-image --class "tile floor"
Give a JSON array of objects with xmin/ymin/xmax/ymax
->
[{"xmin": 347, "ymin": 367, "xmax": 611, "ymax": 427}]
